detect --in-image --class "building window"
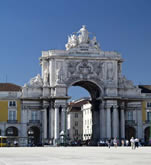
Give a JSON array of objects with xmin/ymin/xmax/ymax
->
[
  {"xmin": 8, "ymin": 101, "xmax": 16, "ymax": 107},
  {"xmin": 31, "ymin": 111, "xmax": 38, "ymax": 120},
  {"xmin": 147, "ymin": 112, "xmax": 151, "ymax": 121},
  {"xmin": 147, "ymin": 102, "xmax": 151, "ymax": 108},
  {"xmin": 75, "ymin": 113, "xmax": 78, "ymax": 118},
  {"xmin": 8, "ymin": 110, "xmax": 16, "ymax": 120},
  {"xmin": 127, "ymin": 111, "xmax": 133, "ymax": 120},
  {"xmin": 75, "ymin": 121, "xmax": 78, "ymax": 126}
]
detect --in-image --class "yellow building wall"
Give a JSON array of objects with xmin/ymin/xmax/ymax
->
[
  {"xmin": 0, "ymin": 101, "xmax": 8, "ymax": 122},
  {"xmin": 0, "ymin": 100, "xmax": 21, "ymax": 122},
  {"xmin": 142, "ymin": 101, "xmax": 146, "ymax": 122}
]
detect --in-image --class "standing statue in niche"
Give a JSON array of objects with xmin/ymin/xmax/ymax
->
[
  {"xmin": 43, "ymin": 69, "xmax": 49, "ymax": 86},
  {"xmin": 107, "ymin": 63, "xmax": 114, "ymax": 80},
  {"xmin": 56, "ymin": 66, "xmax": 64, "ymax": 84},
  {"xmin": 78, "ymin": 25, "xmax": 89, "ymax": 44}
]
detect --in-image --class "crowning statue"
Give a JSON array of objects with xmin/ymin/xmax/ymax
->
[
  {"xmin": 65, "ymin": 25, "xmax": 100, "ymax": 51},
  {"xmin": 77, "ymin": 25, "xmax": 89, "ymax": 44}
]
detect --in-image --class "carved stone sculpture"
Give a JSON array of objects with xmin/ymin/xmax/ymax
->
[
  {"xmin": 107, "ymin": 62, "xmax": 114, "ymax": 80},
  {"xmin": 29, "ymin": 74, "xmax": 43, "ymax": 87},
  {"xmin": 43, "ymin": 69, "xmax": 49, "ymax": 86},
  {"xmin": 65, "ymin": 25, "xmax": 100, "ymax": 51},
  {"xmin": 56, "ymin": 66, "xmax": 65, "ymax": 84},
  {"xmin": 77, "ymin": 25, "xmax": 89, "ymax": 44}
]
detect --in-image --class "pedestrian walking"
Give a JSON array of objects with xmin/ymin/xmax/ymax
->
[
  {"xmin": 130, "ymin": 137, "xmax": 135, "ymax": 149},
  {"xmin": 113, "ymin": 138, "xmax": 117, "ymax": 148},
  {"xmin": 121, "ymin": 140, "xmax": 124, "ymax": 146},
  {"xmin": 126, "ymin": 139, "xmax": 129, "ymax": 146},
  {"xmin": 135, "ymin": 138, "xmax": 139, "ymax": 148},
  {"xmin": 107, "ymin": 139, "xmax": 111, "ymax": 148}
]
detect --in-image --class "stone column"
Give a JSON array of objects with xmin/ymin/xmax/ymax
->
[
  {"xmin": 49, "ymin": 108, "xmax": 52, "ymax": 139},
  {"xmin": 20, "ymin": 108, "xmax": 28, "ymax": 146},
  {"xmin": 113, "ymin": 105, "xmax": 119, "ymax": 138},
  {"xmin": 137, "ymin": 103, "xmax": 143, "ymax": 139},
  {"xmin": 54, "ymin": 106, "xmax": 60, "ymax": 145},
  {"xmin": 121, "ymin": 107, "xmax": 125, "ymax": 139},
  {"xmin": 43, "ymin": 109, "xmax": 47, "ymax": 139},
  {"xmin": 61, "ymin": 107, "xmax": 66, "ymax": 132},
  {"xmin": 106, "ymin": 102, "xmax": 111, "ymax": 139},
  {"xmin": 50, "ymin": 108, "xmax": 54, "ymax": 139},
  {"xmin": 100, "ymin": 101, "xmax": 105, "ymax": 139}
]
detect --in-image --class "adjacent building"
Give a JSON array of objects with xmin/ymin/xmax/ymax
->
[
  {"xmin": 0, "ymin": 83, "xmax": 22, "ymax": 144},
  {"xmin": 67, "ymin": 98, "xmax": 89, "ymax": 141},
  {"xmin": 81, "ymin": 101, "xmax": 92, "ymax": 141}
]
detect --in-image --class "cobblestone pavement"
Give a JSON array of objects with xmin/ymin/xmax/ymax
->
[{"xmin": 0, "ymin": 147, "xmax": 151, "ymax": 165}]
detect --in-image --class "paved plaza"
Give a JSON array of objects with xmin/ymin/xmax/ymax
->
[{"xmin": 0, "ymin": 147, "xmax": 151, "ymax": 165}]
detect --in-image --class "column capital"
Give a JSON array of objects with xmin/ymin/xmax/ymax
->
[
  {"xmin": 105, "ymin": 100, "xmax": 117, "ymax": 109},
  {"xmin": 54, "ymin": 104, "xmax": 67, "ymax": 109},
  {"xmin": 54, "ymin": 103, "xmax": 61, "ymax": 109}
]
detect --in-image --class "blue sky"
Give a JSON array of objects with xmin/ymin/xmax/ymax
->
[{"xmin": 0, "ymin": 0, "xmax": 151, "ymax": 100}]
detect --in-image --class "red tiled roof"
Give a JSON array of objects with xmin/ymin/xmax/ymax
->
[
  {"xmin": 68, "ymin": 98, "xmax": 90, "ymax": 111},
  {"xmin": 0, "ymin": 83, "xmax": 22, "ymax": 91}
]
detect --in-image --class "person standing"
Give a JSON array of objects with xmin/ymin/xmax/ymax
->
[{"xmin": 130, "ymin": 137, "xmax": 135, "ymax": 149}]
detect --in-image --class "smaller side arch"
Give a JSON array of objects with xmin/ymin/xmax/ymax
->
[
  {"xmin": 144, "ymin": 127, "xmax": 150, "ymax": 145},
  {"xmin": 5, "ymin": 126, "xmax": 18, "ymax": 136}
]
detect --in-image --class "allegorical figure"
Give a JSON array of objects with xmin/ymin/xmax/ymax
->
[
  {"xmin": 43, "ymin": 69, "xmax": 49, "ymax": 86},
  {"xmin": 107, "ymin": 62, "xmax": 114, "ymax": 80},
  {"xmin": 78, "ymin": 25, "xmax": 89, "ymax": 44}
]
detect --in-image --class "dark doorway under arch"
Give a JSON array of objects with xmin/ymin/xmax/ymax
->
[
  {"xmin": 28, "ymin": 126, "xmax": 40, "ymax": 146},
  {"xmin": 125, "ymin": 126, "xmax": 136, "ymax": 140},
  {"xmin": 6, "ymin": 126, "xmax": 18, "ymax": 136},
  {"xmin": 144, "ymin": 127, "xmax": 150, "ymax": 144}
]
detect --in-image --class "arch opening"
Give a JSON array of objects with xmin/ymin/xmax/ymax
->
[
  {"xmin": 72, "ymin": 81, "xmax": 101, "ymax": 100},
  {"xmin": 144, "ymin": 127, "xmax": 150, "ymax": 145},
  {"xmin": 6, "ymin": 126, "xmax": 18, "ymax": 136},
  {"xmin": 67, "ymin": 80, "xmax": 102, "ymax": 145},
  {"xmin": 27, "ymin": 126, "xmax": 40, "ymax": 146}
]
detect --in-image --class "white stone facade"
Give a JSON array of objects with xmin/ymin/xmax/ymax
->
[{"xmin": 82, "ymin": 102, "xmax": 92, "ymax": 141}]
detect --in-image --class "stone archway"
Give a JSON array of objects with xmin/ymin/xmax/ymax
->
[
  {"xmin": 6, "ymin": 126, "xmax": 18, "ymax": 136},
  {"xmin": 22, "ymin": 25, "xmax": 143, "ymax": 146}
]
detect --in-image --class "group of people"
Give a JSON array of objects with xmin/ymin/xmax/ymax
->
[
  {"xmin": 130, "ymin": 137, "xmax": 139, "ymax": 149},
  {"xmin": 106, "ymin": 137, "xmax": 140, "ymax": 149}
]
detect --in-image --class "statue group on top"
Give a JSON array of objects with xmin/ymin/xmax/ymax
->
[{"xmin": 65, "ymin": 25, "xmax": 100, "ymax": 51}]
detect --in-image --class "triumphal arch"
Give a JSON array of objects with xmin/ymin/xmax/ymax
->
[{"xmin": 21, "ymin": 26, "xmax": 143, "ymax": 145}]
